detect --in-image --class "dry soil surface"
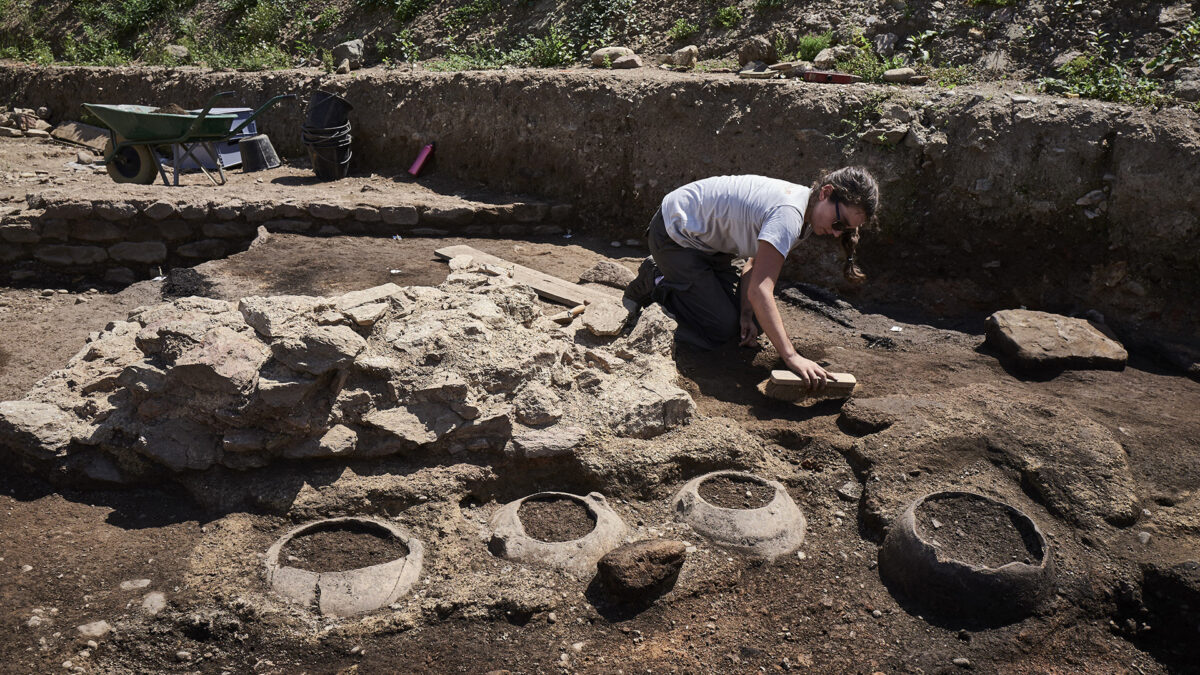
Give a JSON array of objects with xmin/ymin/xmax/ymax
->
[{"xmin": 2, "ymin": 229, "xmax": 1199, "ymax": 672}]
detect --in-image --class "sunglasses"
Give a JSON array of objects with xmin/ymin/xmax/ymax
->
[{"xmin": 831, "ymin": 200, "xmax": 849, "ymax": 234}]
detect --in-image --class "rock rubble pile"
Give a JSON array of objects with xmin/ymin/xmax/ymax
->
[{"xmin": 0, "ymin": 261, "xmax": 696, "ymax": 487}]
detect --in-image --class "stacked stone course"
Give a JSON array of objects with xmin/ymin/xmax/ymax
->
[{"xmin": 0, "ymin": 192, "xmax": 572, "ymax": 284}]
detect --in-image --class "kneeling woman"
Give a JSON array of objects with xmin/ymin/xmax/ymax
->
[{"xmin": 624, "ymin": 167, "xmax": 879, "ymax": 389}]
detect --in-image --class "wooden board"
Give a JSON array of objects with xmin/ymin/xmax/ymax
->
[
  {"xmin": 50, "ymin": 121, "xmax": 110, "ymax": 153},
  {"xmin": 434, "ymin": 244, "xmax": 615, "ymax": 307},
  {"xmin": 768, "ymin": 370, "xmax": 857, "ymax": 396}
]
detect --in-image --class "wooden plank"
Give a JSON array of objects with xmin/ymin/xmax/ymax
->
[
  {"xmin": 49, "ymin": 121, "xmax": 110, "ymax": 153},
  {"xmin": 434, "ymin": 244, "xmax": 614, "ymax": 307},
  {"xmin": 768, "ymin": 370, "xmax": 857, "ymax": 396}
]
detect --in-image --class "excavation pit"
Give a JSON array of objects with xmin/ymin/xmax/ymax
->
[
  {"xmin": 488, "ymin": 492, "xmax": 627, "ymax": 575},
  {"xmin": 672, "ymin": 471, "xmax": 806, "ymax": 561},
  {"xmin": 880, "ymin": 491, "xmax": 1054, "ymax": 623},
  {"xmin": 264, "ymin": 517, "xmax": 423, "ymax": 617}
]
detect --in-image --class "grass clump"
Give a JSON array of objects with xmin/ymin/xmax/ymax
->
[
  {"xmin": 836, "ymin": 32, "xmax": 905, "ymax": 83},
  {"xmin": 793, "ymin": 31, "xmax": 831, "ymax": 61},
  {"xmin": 668, "ymin": 18, "xmax": 698, "ymax": 42},
  {"xmin": 712, "ymin": 6, "xmax": 742, "ymax": 29}
]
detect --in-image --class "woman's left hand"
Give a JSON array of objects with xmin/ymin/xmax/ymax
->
[{"xmin": 739, "ymin": 311, "xmax": 761, "ymax": 346}]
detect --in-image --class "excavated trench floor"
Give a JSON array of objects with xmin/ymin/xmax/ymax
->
[{"xmin": 1, "ymin": 136, "xmax": 1199, "ymax": 673}]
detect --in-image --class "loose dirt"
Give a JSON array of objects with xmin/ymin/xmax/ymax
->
[
  {"xmin": 698, "ymin": 474, "xmax": 775, "ymax": 509},
  {"xmin": 916, "ymin": 494, "xmax": 1044, "ymax": 569},
  {"xmin": 518, "ymin": 497, "xmax": 596, "ymax": 543},
  {"xmin": 279, "ymin": 523, "xmax": 411, "ymax": 573}
]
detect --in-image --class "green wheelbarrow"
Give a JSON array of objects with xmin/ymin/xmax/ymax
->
[{"xmin": 82, "ymin": 91, "xmax": 296, "ymax": 186}]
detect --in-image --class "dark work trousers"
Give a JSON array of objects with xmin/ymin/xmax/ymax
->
[{"xmin": 647, "ymin": 210, "xmax": 743, "ymax": 350}]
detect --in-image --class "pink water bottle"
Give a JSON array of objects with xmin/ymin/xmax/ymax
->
[{"xmin": 408, "ymin": 143, "xmax": 434, "ymax": 176}]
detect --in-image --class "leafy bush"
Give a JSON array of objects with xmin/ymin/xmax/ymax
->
[
  {"xmin": 904, "ymin": 29, "xmax": 937, "ymax": 64},
  {"xmin": 836, "ymin": 33, "xmax": 905, "ymax": 83},
  {"xmin": 668, "ymin": 18, "xmax": 698, "ymax": 42},
  {"xmin": 754, "ymin": 0, "xmax": 784, "ymax": 11},
  {"xmin": 393, "ymin": 0, "xmax": 433, "ymax": 23},
  {"xmin": 794, "ymin": 31, "xmax": 831, "ymax": 61},
  {"xmin": 377, "ymin": 29, "xmax": 420, "ymax": 64},
  {"xmin": 1145, "ymin": 18, "xmax": 1200, "ymax": 71},
  {"xmin": 712, "ymin": 6, "xmax": 742, "ymax": 29},
  {"xmin": 1039, "ymin": 30, "xmax": 1168, "ymax": 106},
  {"xmin": 567, "ymin": 0, "xmax": 639, "ymax": 57},
  {"xmin": 443, "ymin": 0, "xmax": 502, "ymax": 30},
  {"xmin": 516, "ymin": 25, "xmax": 571, "ymax": 66}
]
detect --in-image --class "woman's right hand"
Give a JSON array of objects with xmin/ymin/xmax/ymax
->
[{"xmin": 782, "ymin": 353, "xmax": 830, "ymax": 390}]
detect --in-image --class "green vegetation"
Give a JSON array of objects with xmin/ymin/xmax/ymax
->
[
  {"xmin": 793, "ymin": 31, "xmax": 832, "ymax": 62},
  {"xmin": 566, "ymin": 0, "xmax": 640, "ymax": 57},
  {"xmin": 668, "ymin": 18, "xmax": 698, "ymax": 42},
  {"xmin": 903, "ymin": 29, "xmax": 938, "ymax": 64},
  {"xmin": 377, "ymin": 29, "xmax": 420, "ymax": 65},
  {"xmin": 836, "ymin": 32, "xmax": 905, "ymax": 83},
  {"xmin": 1145, "ymin": 18, "xmax": 1200, "ymax": 71},
  {"xmin": 1039, "ymin": 30, "xmax": 1168, "ymax": 106},
  {"xmin": 712, "ymin": 6, "xmax": 742, "ymax": 29},
  {"xmin": 967, "ymin": 0, "xmax": 1013, "ymax": 6},
  {"xmin": 754, "ymin": 0, "xmax": 784, "ymax": 11},
  {"xmin": 443, "ymin": 0, "xmax": 502, "ymax": 30}
]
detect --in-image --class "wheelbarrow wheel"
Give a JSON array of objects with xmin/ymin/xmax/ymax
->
[{"xmin": 104, "ymin": 136, "xmax": 158, "ymax": 184}]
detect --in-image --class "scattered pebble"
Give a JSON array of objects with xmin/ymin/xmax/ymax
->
[
  {"xmin": 610, "ymin": 240, "xmax": 621, "ymax": 247},
  {"xmin": 21, "ymin": 564, "xmax": 33, "ymax": 572},
  {"xmin": 175, "ymin": 650, "xmax": 192, "ymax": 662},
  {"xmin": 571, "ymin": 641, "xmax": 585, "ymax": 653},
  {"xmin": 931, "ymin": 517, "xmax": 943, "ymax": 529},
  {"xmin": 952, "ymin": 657, "xmax": 971, "ymax": 668},
  {"xmin": 836, "ymin": 482, "xmax": 862, "ymax": 501},
  {"xmin": 889, "ymin": 325, "xmax": 903, "ymax": 332},
  {"xmin": 76, "ymin": 621, "xmax": 111, "ymax": 639},
  {"xmin": 119, "ymin": 578, "xmax": 151, "ymax": 590},
  {"xmin": 1137, "ymin": 531, "xmax": 1151, "ymax": 545},
  {"xmin": 624, "ymin": 239, "xmax": 641, "ymax": 247},
  {"xmin": 141, "ymin": 592, "xmax": 167, "ymax": 616},
  {"xmin": 547, "ymin": 611, "xmax": 557, "ymax": 624}
]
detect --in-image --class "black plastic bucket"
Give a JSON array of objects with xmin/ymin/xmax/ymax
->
[
  {"xmin": 239, "ymin": 134, "xmax": 281, "ymax": 172},
  {"xmin": 310, "ymin": 144, "xmax": 351, "ymax": 181},
  {"xmin": 305, "ymin": 90, "xmax": 353, "ymax": 128}
]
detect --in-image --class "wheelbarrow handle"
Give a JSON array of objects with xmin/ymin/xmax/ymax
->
[
  {"xmin": 228, "ymin": 93, "xmax": 299, "ymax": 137},
  {"xmin": 181, "ymin": 91, "xmax": 236, "ymax": 140}
]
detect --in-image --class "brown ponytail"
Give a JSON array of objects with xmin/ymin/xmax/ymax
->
[{"xmin": 811, "ymin": 166, "xmax": 879, "ymax": 283}]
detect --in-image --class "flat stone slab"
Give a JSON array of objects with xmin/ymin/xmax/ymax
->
[{"xmin": 985, "ymin": 309, "xmax": 1127, "ymax": 371}]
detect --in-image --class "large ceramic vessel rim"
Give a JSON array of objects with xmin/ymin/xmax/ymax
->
[
  {"xmin": 694, "ymin": 470, "xmax": 787, "ymax": 514},
  {"xmin": 266, "ymin": 516, "xmax": 413, "ymax": 573},
  {"xmin": 910, "ymin": 490, "xmax": 1051, "ymax": 572},
  {"xmin": 515, "ymin": 491, "xmax": 599, "ymax": 543}
]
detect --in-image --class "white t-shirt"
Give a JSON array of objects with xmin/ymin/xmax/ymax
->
[{"xmin": 659, "ymin": 175, "xmax": 812, "ymax": 259}]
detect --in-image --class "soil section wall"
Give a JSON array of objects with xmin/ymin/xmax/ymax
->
[{"xmin": 2, "ymin": 64, "xmax": 1198, "ymax": 341}]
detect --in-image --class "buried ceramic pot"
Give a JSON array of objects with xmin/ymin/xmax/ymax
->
[
  {"xmin": 488, "ymin": 491, "xmax": 627, "ymax": 576},
  {"xmin": 879, "ymin": 491, "xmax": 1055, "ymax": 622},
  {"xmin": 264, "ymin": 516, "xmax": 423, "ymax": 617},
  {"xmin": 671, "ymin": 470, "xmax": 806, "ymax": 560}
]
